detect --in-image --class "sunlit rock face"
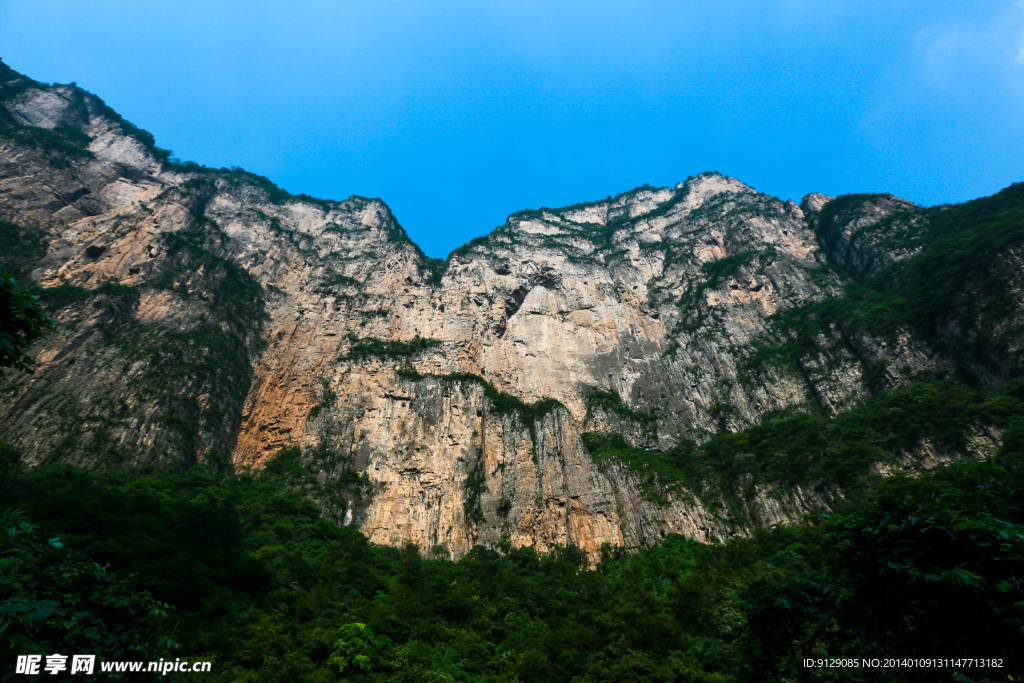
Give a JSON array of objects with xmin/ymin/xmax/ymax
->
[{"xmin": 0, "ymin": 68, "xmax": 983, "ymax": 559}]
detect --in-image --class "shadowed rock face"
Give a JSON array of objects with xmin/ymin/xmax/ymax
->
[{"xmin": 0, "ymin": 65, "xmax": 996, "ymax": 559}]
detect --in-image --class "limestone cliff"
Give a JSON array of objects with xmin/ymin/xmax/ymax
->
[{"xmin": 0, "ymin": 62, "xmax": 1008, "ymax": 559}]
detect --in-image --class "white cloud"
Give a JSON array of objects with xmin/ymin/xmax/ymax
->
[
  {"xmin": 1015, "ymin": 0, "xmax": 1024, "ymax": 63},
  {"xmin": 914, "ymin": 24, "xmax": 962, "ymax": 87}
]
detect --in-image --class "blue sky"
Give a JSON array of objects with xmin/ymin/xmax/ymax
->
[{"xmin": 3, "ymin": 1, "xmax": 1024, "ymax": 257}]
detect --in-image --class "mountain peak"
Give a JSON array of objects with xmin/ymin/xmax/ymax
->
[{"xmin": 2, "ymin": 61, "xmax": 1021, "ymax": 564}]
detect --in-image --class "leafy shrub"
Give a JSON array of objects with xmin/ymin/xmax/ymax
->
[
  {"xmin": 2, "ymin": 437, "xmax": 1020, "ymax": 681},
  {"xmin": 341, "ymin": 335, "xmax": 441, "ymax": 361},
  {"xmin": 0, "ymin": 510, "xmax": 176, "ymax": 676},
  {"xmin": 743, "ymin": 451, "xmax": 1024, "ymax": 681},
  {"xmin": 0, "ymin": 269, "xmax": 52, "ymax": 372},
  {"xmin": 584, "ymin": 379, "xmax": 1020, "ymax": 511}
]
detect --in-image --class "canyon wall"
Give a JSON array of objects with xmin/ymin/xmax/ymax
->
[{"xmin": 0, "ymin": 63, "xmax": 1005, "ymax": 559}]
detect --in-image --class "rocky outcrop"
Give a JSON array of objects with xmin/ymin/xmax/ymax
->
[
  {"xmin": 807, "ymin": 192, "xmax": 924, "ymax": 279},
  {"xmin": 0, "ymin": 63, "xmax": 997, "ymax": 559}
]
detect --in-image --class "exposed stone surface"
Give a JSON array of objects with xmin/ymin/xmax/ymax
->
[
  {"xmin": 808, "ymin": 192, "xmax": 924, "ymax": 279},
  {"xmin": 0, "ymin": 67, "xmax": 999, "ymax": 560}
]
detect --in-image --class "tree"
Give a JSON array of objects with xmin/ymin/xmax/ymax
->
[
  {"xmin": 0, "ymin": 267, "xmax": 52, "ymax": 373},
  {"xmin": 0, "ymin": 510, "xmax": 177, "ymax": 677}
]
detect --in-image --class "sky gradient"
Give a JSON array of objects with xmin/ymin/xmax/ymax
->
[{"xmin": 3, "ymin": 1, "xmax": 1023, "ymax": 257}]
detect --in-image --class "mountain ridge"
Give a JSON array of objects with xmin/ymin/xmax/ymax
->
[{"xmin": 2, "ymin": 59, "xmax": 1021, "ymax": 560}]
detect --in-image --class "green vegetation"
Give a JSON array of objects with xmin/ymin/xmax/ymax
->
[
  {"xmin": 0, "ymin": 439, "xmax": 1019, "ymax": 681},
  {"xmin": 584, "ymin": 388, "xmax": 657, "ymax": 425},
  {"xmin": 581, "ymin": 432, "xmax": 691, "ymax": 506},
  {"xmin": 0, "ymin": 510, "xmax": 176, "ymax": 673},
  {"xmin": 260, "ymin": 443, "xmax": 373, "ymax": 518},
  {"xmin": 173, "ymin": 163, "xmax": 301, "ymax": 204},
  {"xmin": 318, "ymin": 273, "xmax": 361, "ymax": 290},
  {"xmin": 420, "ymin": 255, "xmax": 447, "ymax": 286},
  {"xmin": 32, "ymin": 280, "xmax": 139, "ymax": 312},
  {"xmin": 583, "ymin": 388, "xmax": 658, "ymax": 441},
  {"xmin": 11, "ymin": 223, "xmax": 269, "ymax": 464},
  {"xmin": 584, "ymin": 378, "xmax": 1020, "ymax": 512},
  {"xmin": 1, "ymin": 59, "xmax": 356, "ymax": 209},
  {"xmin": 814, "ymin": 193, "xmax": 884, "ymax": 254},
  {"xmin": 0, "ymin": 222, "xmax": 47, "ymax": 282},
  {"xmin": 463, "ymin": 458, "xmax": 487, "ymax": 523},
  {"xmin": 558, "ymin": 183, "xmax": 688, "ymax": 250},
  {"xmin": 90, "ymin": 93, "xmax": 171, "ymax": 161},
  {"xmin": 307, "ymin": 380, "xmax": 338, "ymax": 422},
  {"xmin": 447, "ymin": 180, "xmax": 697, "ymax": 266},
  {"xmin": 892, "ymin": 184, "xmax": 1024, "ymax": 368},
  {"xmin": 509, "ymin": 182, "xmax": 663, "ymax": 225},
  {"xmin": 0, "ymin": 59, "xmax": 42, "ymax": 101},
  {"xmin": 672, "ymin": 250, "xmax": 758, "ymax": 325},
  {"xmin": 398, "ymin": 368, "xmax": 565, "ymax": 439},
  {"xmin": 0, "ymin": 268, "xmax": 53, "ymax": 373},
  {"xmin": 447, "ymin": 234, "xmax": 493, "ymax": 262},
  {"xmin": 741, "ymin": 280, "xmax": 892, "ymax": 378},
  {"xmin": 4, "ymin": 61, "xmax": 1023, "ymax": 680},
  {"xmin": 0, "ymin": 58, "xmax": 169, "ymax": 163},
  {"xmin": 699, "ymin": 250, "xmax": 756, "ymax": 288},
  {"xmin": 750, "ymin": 183, "xmax": 1024, "ymax": 380},
  {"xmin": 360, "ymin": 308, "xmax": 390, "ymax": 319},
  {"xmin": 659, "ymin": 250, "xmax": 764, "ymax": 355},
  {"xmin": 119, "ymin": 230, "xmax": 266, "ymax": 457},
  {"xmin": 341, "ymin": 335, "xmax": 441, "ymax": 361},
  {"xmin": 745, "ymin": 447, "xmax": 1024, "ymax": 681},
  {"xmin": 0, "ymin": 97, "xmax": 95, "ymax": 164}
]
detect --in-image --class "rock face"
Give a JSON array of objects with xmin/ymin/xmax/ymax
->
[
  {"xmin": 807, "ymin": 191, "xmax": 923, "ymax": 278},
  {"xmin": 0, "ymin": 63, "xmax": 1005, "ymax": 559}
]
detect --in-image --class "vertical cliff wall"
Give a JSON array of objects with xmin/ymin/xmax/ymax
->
[{"xmin": 1, "ymin": 62, "xmax": 1010, "ymax": 559}]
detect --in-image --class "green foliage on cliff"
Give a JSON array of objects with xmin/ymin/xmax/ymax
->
[
  {"xmin": 447, "ymin": 233, "xmax": 492, "ymax": 261},
  {"xmin": 420, "ymin": 255, "xmax": 448, "ymax": 286},
  {"xmin": 0, "ymin": 102, "xmax": 95, "ymax": 163},
  {"xmin": 360, "ymin": 308, "xmax": 391, "ymax": 319},
  {"xmin": 306, "ymin": 380, "xmax": 338, "ymax": 422},
  {"xmin": 448, "ymin": 371, "xmax": 564, "ymax": 425},
  {"xmin": 449, "ymin": 182, "xmax": 693, "ymax": 265},
  {"xmin": 0, "ymin": 222, "xmax": 46, "ymax": 283},
  {"xmin": 672, "ymin": 250, "xmax": 758, "ymax": 326},
  {"xmin": 262, "ymin": 444, "xmax": 373, "ymax": 517},
  {"xmin": 89, "ymin": 93, "xmax": 172, "ymax": 162},
  {"xmin": 155, "ymin": 230, "xmax": 267, "ymax": 323},
  {"xmin": 508, "ymin": 182, "xmax": 657, "ymax": 223},
  {"xmin": 13, "ymin": 224, "xmax": 269, "ymax": 464},
  {"xmin": 584, "ymin": 378, "xmax": 1022, "ymax": 512},
  {"xmin": 813, "ymin": 193, "xmax": 883, "ymax": 249},
  {"xmin": 584, "ymin": 387, "xmax": 658, "ymax": 427},
  {"xmin": 751, "ymin": 182, "xmax": 1024, "ymax": 381},
  {"xmin": 104, "ymin": 228, "xmax": 268, "ymax": 458},
  {"xmin": 341, "ymin": 335, "xmax": 441, "ymax": 361},
  {"xmin": 894, "ymin": 183, "xmax": 1024, "ymax": 366},
  {"xmin": 0, "ymin": 273, "xmax": 48, "ymax": 343},
  {"xmin": 0, "ymin": 58, "xmax": 170, "ymax": 163},
  {"xmin": 0, "ymin": 268, "xmax": 52, "ymax": 373},
  {"xmin": 0, "ymin": 59, "xmax": 41, "ymax": 101},
  {"xmin": 581, "ymin": 432, "xmax": 689, "ymax": 506},
  {"xmin": 317, "ymin": 272, "xmax": 361, "ymax": 290},
  {"xmin": 398, "ymin": 367, "xmax": 565, "ymax": 436},
  {"xmin": 32, "ymin": 280, "xmax": 139, "ymax": 311},
  {"xmin": 462, "ymin": 457, "xmax": 487, "ymax": 523}
]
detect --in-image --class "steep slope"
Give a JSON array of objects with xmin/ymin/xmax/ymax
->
[
  {"xmin": 809, "ymin": 186, "xmax": 1024, "ymax": 383},
  {"xmin": 0, "ymin": 61, "xmax": 1012, "ymax": 559}
]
